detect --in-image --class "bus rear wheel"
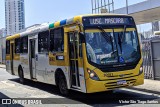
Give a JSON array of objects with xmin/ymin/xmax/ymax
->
[
  {"xmin": 58, "ymin": 75, "xmax": 69, "ymax": 96},
  {"xmin": 19, "ymin": 67, "xmax": 25, "ymax": 84}
]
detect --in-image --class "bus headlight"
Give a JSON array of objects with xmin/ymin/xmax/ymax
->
[
  {"xmin": 139, "ymin": 65, "xmax": 143, "ymax": 75},
  {"xmin": 87, "ymin": 69, "xmax": 100, "ymax": 81}
]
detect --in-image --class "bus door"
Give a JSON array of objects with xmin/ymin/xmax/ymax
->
[
  {"xmin": 29, "ymin": 39, "xmax": 36, "ymax": 79},
  {"xmin": 68, "ymin": 32, "xmax": 81, "ymax": 88},
  {"xmin": 10, "ymin": 43, "xmax": 14, "ymax": 75}
]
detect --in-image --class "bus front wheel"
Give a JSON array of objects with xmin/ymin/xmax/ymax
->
[
  {"xmin": 19, "ymin": 67, "xmax": 25, "ymax": 84},
  {"xmin": 58, "ymin": 74, "xmax": 69, "ymax": 96}
]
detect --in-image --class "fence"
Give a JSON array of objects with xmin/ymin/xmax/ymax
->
[
  {"xmin": 142, "ymin": 37, "xmax": 160, "ymax": 80},
  {"xmin": 142, "ymin": 40, "xmax": 154, "ymax": 79}
]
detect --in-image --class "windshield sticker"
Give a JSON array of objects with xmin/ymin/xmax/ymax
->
[
  {"xmin": 101, "ymin": 60, "xmax": 117, "ymax": 64},
  {"xmin": 97, "ymin": 54, "xmax": 111, "ymax": 60},
  {"xmin": 119, "ymin": 56, "xmax": 125, "ymax": 63}
]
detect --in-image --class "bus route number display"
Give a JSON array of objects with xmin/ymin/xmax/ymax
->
[{"xmin": 83, "ymin": 17, "xmax": 133, "ymax": 26}]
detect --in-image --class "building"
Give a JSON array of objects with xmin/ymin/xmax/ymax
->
[
  {"xmin": 0, "ymin": 37, "xmax": 6, "ymax": 64},
  {"xmin": 0, "ymin": 28, "xmax": 6, "ymax": 38},
  {"xmin": 152, "ymin": 21, "xmax": 160, "ymax": 32},
  {"xmin": 5, "ymin": 0, "xmax": 25, "ymax": 35},
  {"xmin": 0, "ymin": 28, "xmax": 6, "ymax": 63},
  {"xmin": 143, "ymin": 29, "xmax": 153, "ymax": 38}
]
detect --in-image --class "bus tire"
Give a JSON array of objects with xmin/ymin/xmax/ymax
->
[
  {"xmin": 19, "ymin": 67, "xmax": 25, "ymax": 84},
  {"xmin": 58, "ymin": 74, "xmax": 69, "ymax": 96}
]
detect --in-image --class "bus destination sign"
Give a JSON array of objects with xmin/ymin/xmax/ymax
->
[{"xmin": 83, "ymin": 17, "xmax": 134, "ymax": 27}]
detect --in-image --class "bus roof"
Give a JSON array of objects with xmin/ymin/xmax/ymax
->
[
  {"xmin": 6, "ymin": 13, "xmax": 130, "ymax": 40},
  {"xmin": 49, "ymin": 13, "xmax": 130, "ymax": 29},
  {"xmin": 6, "ymin": 34, "xmax": 20, "ymax": 41}
]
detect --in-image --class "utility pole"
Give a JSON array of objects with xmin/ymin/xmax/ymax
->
[{"xmin": 126, "ymin": 0, "xmax": 129, "ymax": 14}]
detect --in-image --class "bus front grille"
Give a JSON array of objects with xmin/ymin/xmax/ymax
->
[{"xmin": 104, "ymin": 79, "xmax": 136, "ymax": 90}]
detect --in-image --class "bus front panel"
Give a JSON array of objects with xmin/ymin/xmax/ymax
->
[{"xmin": 82, "ymin": 16, "xmax": 144, "ymax": 93}]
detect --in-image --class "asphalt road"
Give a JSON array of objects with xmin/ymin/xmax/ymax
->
[{"xmin": 0, "ymin": 68, "xmax": 160, "ymax": 107}]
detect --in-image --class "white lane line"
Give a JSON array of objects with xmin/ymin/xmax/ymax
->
[{"xmin": 121, "ymin": 88, "xmax": 160, "ymax": 97}]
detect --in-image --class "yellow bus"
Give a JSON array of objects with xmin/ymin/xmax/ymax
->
[{"xmin": 6, "ymin": 14, "xmax": 144, "ymax": 95}]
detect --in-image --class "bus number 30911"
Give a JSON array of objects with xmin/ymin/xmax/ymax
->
[{"xmin": 104, "ymin": 73, "xmax": 114, "ymax": 77}]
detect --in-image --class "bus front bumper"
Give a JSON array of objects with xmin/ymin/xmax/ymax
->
[{"xmin": 85, "ymin": 72, "xmax": 144, "ymax": 93}]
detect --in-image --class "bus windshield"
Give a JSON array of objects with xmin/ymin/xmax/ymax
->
[{"xmin": 85, "ymin": 28, "xmax": 140, "ymax": 66}]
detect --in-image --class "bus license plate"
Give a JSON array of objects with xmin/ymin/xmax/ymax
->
[{"xmin": 117, "ymin": 80, "xmax": 127, "ymax": 85}]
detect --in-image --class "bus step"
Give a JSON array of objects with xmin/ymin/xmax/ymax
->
[{"xmin": 71, "ymin": 85, "xmax": 81, "ymax": 90}]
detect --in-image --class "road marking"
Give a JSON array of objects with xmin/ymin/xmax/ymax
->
[{"xmin": 122, "ymin": 88, "xmax": 160, "ymax": 97}]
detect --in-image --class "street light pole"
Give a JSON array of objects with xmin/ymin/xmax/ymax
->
[{"xmin": 126, "ymin": 0, "xmax": 128, "ymax": 14}]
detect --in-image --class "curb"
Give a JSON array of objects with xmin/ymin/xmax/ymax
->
[{"xmin": 128, "ymin": 87, "xmax": 160, "ymax": 95}]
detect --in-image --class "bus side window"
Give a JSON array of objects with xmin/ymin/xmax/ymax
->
[
  {"xmin": 79, "ymin": 32, "xmax": 85, "ymax": 57},
  {"xmin": 50, "ymin": 29, "xmax": 54, "ymax": 52},
  {"xmin": 15, "ymin": 38, "xmax": 21, "ymax": 54},
  {"xmin": 6, "ymin": 40, "xmax": 10, "ymax": 54},
  {"xmin": 50, "ymin": 27, "xmax": 64, "ymax": 52},
  {"xmin": 21, "ymin": 36, "xmax": 28, "ymax": 53},
  {"xmin": 38, "ymin": 31, "xmax": 49, "ymax": 53}
]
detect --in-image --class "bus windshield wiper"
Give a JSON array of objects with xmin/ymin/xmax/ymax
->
[
  {"xmin": 97, "ymin": 26, "xmax": 114, "ymax": 52},
  {"xmin": 118, "ymin": 25, "xmax": 127, "ymax": 54},
  {"xmin": 118, "ymin": 33, "xmax": 122, "ymax": 54}
]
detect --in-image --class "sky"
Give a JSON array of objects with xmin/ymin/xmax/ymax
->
[{"xmin": 0, "ymin": 0, "xmax": 150, "ymax": 32}]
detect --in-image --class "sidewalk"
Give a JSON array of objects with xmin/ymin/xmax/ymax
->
[
  {"xmin": 0, "ymin": 64, "xmax": 6, "ymax": 69},
  {"xmin": 129, "ymin": 79, "xmax": 160, "ymax": 94}
]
